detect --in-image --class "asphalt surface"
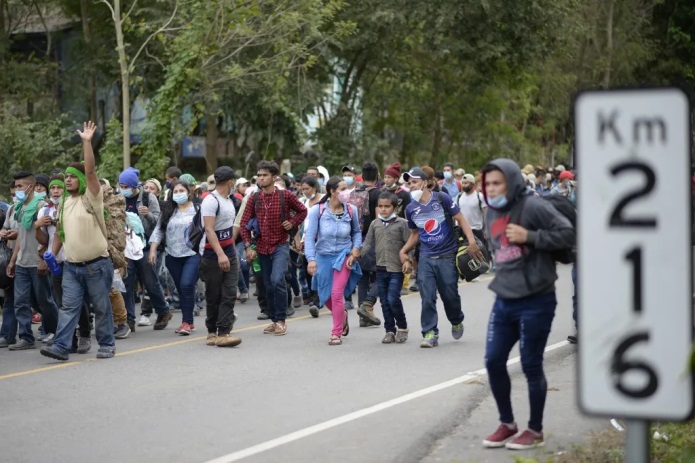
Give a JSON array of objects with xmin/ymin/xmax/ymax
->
[{"xmin": 0, "ymin": 265, "xmax": 598, "ymax": 463}]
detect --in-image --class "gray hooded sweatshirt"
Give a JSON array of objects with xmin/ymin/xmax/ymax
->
[{"xmin": 483, "ymin": 159, "xmax": 575, "ymax": 299}]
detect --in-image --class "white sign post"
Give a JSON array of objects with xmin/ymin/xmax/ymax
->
[{"xmin": 575, "ymin": 88, "xmax": 694, "ymax": 462}]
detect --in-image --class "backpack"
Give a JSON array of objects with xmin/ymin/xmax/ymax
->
[
  {"xmin": 348, "ymin": 186, "xmax": 375, "ymax": 230},
  {"xmin": 138, "ymin": 189, "xmax": 155, "ymax": 238},
  {"xmin": 437, "ymin": 193, "xmax": 491, "ymax": 281},
  {"xmin": 510, "ymin": 195, "xmax": 576, "ymax": 264},
  {"xmin": 185, "ymin": 195, "xmax": 219, "ymax": 250},
  {"xmin": 81, "ymin": 185, "xmax": 128, "ymax": 270}
]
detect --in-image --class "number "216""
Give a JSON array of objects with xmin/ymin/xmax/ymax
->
[{"xmin": 608, "ymin": 161, "xmax": 659, "ymax": 399}]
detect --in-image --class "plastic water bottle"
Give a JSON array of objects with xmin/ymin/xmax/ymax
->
[
  {"xmin": 251, "ymin": 245, "xmax": 261, "ymax": 273},
  {"xmin": 44, "ymin": 251, "xmax": 62, "ymax": 276}
]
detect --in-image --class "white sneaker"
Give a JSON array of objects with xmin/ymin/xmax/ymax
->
[{"xmin": 137, "ymin": 315, "xmax": 152, "ymax": 326}]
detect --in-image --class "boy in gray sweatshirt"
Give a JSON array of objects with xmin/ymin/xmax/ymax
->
[
  {"xmin": 479, "ymin": 159, "xmax": 575, "ymax": 451},
  {"xmin": 361, "ymin": 192, "xmax": 412, "ymax": 344}
]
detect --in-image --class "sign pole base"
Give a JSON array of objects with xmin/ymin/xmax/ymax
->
[{"xmin": 625, "ymin": 420, "xmax": 650, "ymax": 463}]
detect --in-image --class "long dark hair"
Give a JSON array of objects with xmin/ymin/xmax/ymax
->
[
  {"xmin": 318, "ymin": 176, "xmax": 342, "ymax": 205},
  {"xmin": 158, "ymin": 180, "xmax": 191, "ymax": 232}
]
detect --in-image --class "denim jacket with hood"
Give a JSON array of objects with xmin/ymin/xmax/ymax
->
[
  {"xmin": 304, "ymin": 202, "xmax": 362, "ymax": 262},
  {"xmin": 483, "ymin": 159, "xmax": 575, "ymax": 299}
]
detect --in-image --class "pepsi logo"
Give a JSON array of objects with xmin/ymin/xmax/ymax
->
[{"xmin": 424, "ymin": 218, "xmax": 440, "ymax": 234}]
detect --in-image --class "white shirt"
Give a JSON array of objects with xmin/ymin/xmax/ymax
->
[
  {"xmin": 36, "ymin": 201, "xmax": 65, "ymax": 262},
  {"xmin": 457, "ymin": 191, "xmax": 486, "ymax": 230}
]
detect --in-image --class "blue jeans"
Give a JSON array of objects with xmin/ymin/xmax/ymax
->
[
  {"xmin": 0, "ymin": 286, "xmax": 17, "ymax": 343},
  {"xmin": 485, "ymin": 291, "xmax": 557, "ymax": 432},
  {"xmin": 124, "ymin": 255, "xmax": 169, "ymax": 324},
  {"xmin": 377, "ymin": 271, "xmax": 407, "ymax": 333},
  {"xmin": 258, "ymin": 243, "xmax": 290, "ymax": 322},
  {"xmin": 236, "ymin": 242, "xmax": 249, "ymax": 294},
  {"xmin": 571, "ymin": 264, "xmax": 577, "ymax": 329},
  {"xmin": 165, "ymin": 254, "xmax": 200, "ymax": 324},
  {"xmin": 14, "ymin": 265, "xmax": 59, "ymax": 342},
  {"xmin": 53, "ymin": 258, "xmax": 116, "ymax": 353},
  {"xmin": 417, "ymin": 256, "xmax": 463, "ymax": 336}
]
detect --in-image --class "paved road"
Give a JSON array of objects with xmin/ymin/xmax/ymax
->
[{"xmin": 0, "ymin": 265, "xmax": 592, "ymax": 463}]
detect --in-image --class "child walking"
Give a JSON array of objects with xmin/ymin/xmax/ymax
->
[{"xmin": 361, "ymin": 192, "xmax": 412, "ymax": 343}]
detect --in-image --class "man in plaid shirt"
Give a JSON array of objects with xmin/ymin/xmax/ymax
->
[{"xmin": 241, "ymin": 161, "xmax": 307, "ymax": 336}]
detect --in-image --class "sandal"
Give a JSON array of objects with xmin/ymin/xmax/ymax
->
[
  {"xmin": 342, "ymin": 310, "xmax": 349, "ymax": 337},
  {"xmin": 329, "ymin": 336, "xmax": 342, "ymax": 346}
]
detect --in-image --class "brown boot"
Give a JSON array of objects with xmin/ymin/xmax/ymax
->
[{"xmin": 357, "ymin": 302, "xmax": 381, "ymax": 326}]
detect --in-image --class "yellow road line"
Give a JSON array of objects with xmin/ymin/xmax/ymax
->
[{"xmin": 0, "ymin": 275, "xmax": 494, "ymax": 381}]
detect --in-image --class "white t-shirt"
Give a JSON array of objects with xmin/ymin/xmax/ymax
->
[
  {"xmin": 457, "ymin": 191, "xmax": 486, "ymax": 230},
  {"xmin": 36, "ymin": 201, "xmax": 65, "ymax": 262},
  {"xmin": 199, "ymin": 190, "xmax": 236, "ymax": 258}
]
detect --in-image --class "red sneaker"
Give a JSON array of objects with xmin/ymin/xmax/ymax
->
[
  {"xmin": 175, "ymin": 323, "xmax": 192, "ymax": 336},
  {"xmin": 189, "ymin": 324, "xmax": 196, "ymax": 332},
  {"xmin": 505, "ymin": 429, "xmax": 544, "ymax": 450},
  {"xmin": 32, "ymin": 312, "xmax": 42, "ymax": 324},
  {"xmin": 482, "ymin": 423, "xmax": 518, "ymax": 448}
]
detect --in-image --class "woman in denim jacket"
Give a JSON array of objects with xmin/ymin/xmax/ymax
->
[{"xmin": 304, "ymin": 177, "xmax": 362, "ymax": 345}]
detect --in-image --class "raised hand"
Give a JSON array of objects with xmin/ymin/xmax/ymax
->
[{"xmin": 77, "ymin": 121, "xmax": 97, "ymax": 142}]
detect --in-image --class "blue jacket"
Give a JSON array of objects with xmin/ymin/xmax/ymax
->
[{"xmin": 304, "ymin": 202, "xmax": 362, "ymax": 262}]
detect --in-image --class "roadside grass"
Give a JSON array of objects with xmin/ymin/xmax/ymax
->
[{"xmin": 512, "ymin": 421, "xmax": 695, "ymax": 463}]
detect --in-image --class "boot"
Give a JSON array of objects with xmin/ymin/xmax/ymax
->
[{"xmin": 357, "ymin": 302, "xmax": 381, "ymax": 326}]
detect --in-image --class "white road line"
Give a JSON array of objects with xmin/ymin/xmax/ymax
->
[{"xmin": 203, "ymin": 340, "xmax": 570, "ymax": 463}]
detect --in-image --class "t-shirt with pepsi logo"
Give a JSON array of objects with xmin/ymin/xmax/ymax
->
[{"xmin": 406, "ymin": 191, "xmax": 460, "ymax": 258}]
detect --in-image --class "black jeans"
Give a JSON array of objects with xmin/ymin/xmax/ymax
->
[{"xmin": 200, "ymin": 253, "xmax": 239, "ymax": 335}]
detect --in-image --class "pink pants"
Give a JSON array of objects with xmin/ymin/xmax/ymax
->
[{"xmin": 324, "ymin": 258, "xmax": 350, "ymax": 337}]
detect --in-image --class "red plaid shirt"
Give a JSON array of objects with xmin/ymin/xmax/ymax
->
[{"xmin": 240, "ymin": 187, "xmax": 307, "ymax": 255}]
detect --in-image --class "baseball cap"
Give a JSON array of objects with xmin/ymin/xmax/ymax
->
[
  {"xmin": 236, "ymin": 177, "xmax": 250, "ymax": 185},
  {"xmin": 402, "ymin": 167, "xmax": 430, "ymax": 182},
  {"xmin": 559, "ymin": 170, "xmax": 575, "ymax": 180},
  {"xmin": 342, "ymin": 165, "xmax": 356, "ymax": 174},
  {"xmin": 462, "ymin": 174, "xmax": 475, "ymax": 184},
  {"xmin": 207, "ymin": 175, "xmax": 216, "ymax": 191},
  {"xmin": 214, "ymin": 166, "xmax": 235, "ymax": 183}
]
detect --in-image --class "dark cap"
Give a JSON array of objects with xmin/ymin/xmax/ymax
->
[
  {"xmin": 214, "ymin": 166, "xmax": 235, "ymax": 183},
  {"xmin": 342, "ymin": 165, "xmax": 356, "ymax": 174},
  {"xmin": 402, "ymin": 167, "xmax": 430, "ymax": 182},
  {"xmin": 35, "ymin": 173, "xmax": 50, "ymax": 189}
]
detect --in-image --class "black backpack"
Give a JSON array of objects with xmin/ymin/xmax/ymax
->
[{"xmin": 511, "ymin": 194, "xmax": 576, "ymax": 264}]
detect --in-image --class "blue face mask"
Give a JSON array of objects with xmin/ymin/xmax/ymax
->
[
  {"xmin": 119, "ymin": 188, "xmax": 134, "ymax": 198},
  {"xmin": 444, "ymin": 171, "xmax": 453, "ymax": 180},
  {"xmin": 15, "ymin": 188, "xmax": 28, "ymax": 203},
  {"xmin": 173, "ymin": 193, "xmax": 188, "ymax": 205},
  {"xmin": 165, "ymin": 181, "xmax": 172, "ymax": 190},
  {"xmin": 343, "ymin": 176, "xmax": 354, "ymax": 186},
  {"xmin": 34, "ymin": 192, "xmax": 46, "ymax": 201},
  {"xmin": 488, "ymin": 195, "xmax": 508, "ymax": 208}
]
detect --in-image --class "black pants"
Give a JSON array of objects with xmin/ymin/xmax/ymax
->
[
  {"xmin": 200, "ymin": 253, "xmax": 239, "ymax": 335},
  {"xmin": 255, "ymin": 266, "xmax": 267, "ymax": 313}
]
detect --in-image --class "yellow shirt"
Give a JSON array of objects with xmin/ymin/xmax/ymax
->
[{"xmin": 62, "ymin": 188, "xmax": 109, "ymax": 263}]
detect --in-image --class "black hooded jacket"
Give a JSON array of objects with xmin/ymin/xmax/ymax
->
[{"xmin": 482, "ymin": 159, "xmax": 575, "ymax": 299}]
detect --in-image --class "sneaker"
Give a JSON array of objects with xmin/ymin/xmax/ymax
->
[
  {"xmin": 395, "ymin": 328, "xmax": 409, "ymax": 343},
  {"xmin": 153, "ymin": 311, "xmax": 173, "ymax": 330},
  {"xmin": 240, "ymin": 292, "xmax": 249, "ymax": 303},
  {"xmin": 76, "ymin": 337, "xmax": 92, "ymax": 354},
  {"xmin": 127, "ymin": 320, "xmax": 136, "ymax": 333},
  {"xmin": 0, "ymin": 337, "xmax": 8, "ymax": 348},
  {"xmin": 309, "ymin": 305, "xmax": 319, "ymax": 318},
  {"xmin": 482, "ymin": 423, "xmax": 519, "ymax": 448},
  {"xmin": 32, "ymin": 311, "xmax": 42, "ymax": 324},
  {"xmin": 190, "ymin": 324, "xmax": 196, "ymax": 332},
  {"xmin": 274, "ymin": 322, "xmax": 287, "ymax": 336},
  {"xmin": 452, "ymin": 323, "xmax": 464, "ymax": 340},
  {"xmin": 263, "ymin": 323, "xmax": 276, "ymax": 334},
  {"xmin": 175, "ymin": 322, "xmax": 193, "ymax": 336},
  {"xmin": 206, "ymin": 333, "xmax": 217, "ymax": 346},
  {"xmin": 9, "ymin": 339, "xmax": 35, "ymax": 351},
  {"xmin": 382, "ymin": 332, "xmax": 396, "ymax": 344},
  {"xmin": 505, "ymin": 429, "xmax": 544, "ymax": 450},
  {"xmin": 114, "ymin": 324, "xmax": 131, "ymax": 339},
  {"xmin": 215, "ymin": 333, "xmax": 242, "ymax": 347},
  {"xmin": 40, "ymin": 333, "xmax": 55, "ymax": 344},
  {"xmin": 567, "ymin": 332, "xmax": 578, "ymax": 344},
  {"xmin": 292, "ymin": 295, "xmax": 302, "ymax": 308},
  {"xmin": 257, "ymin": 312, "xmax": 270, "ymax": 320},
  {"xmin": 286, "ymin": 306, "xmax": 296, "ymax": 318},
  {"xmin": 40, "ymin": 345, "xmax": 69, "ymax": 361},
  {"xmin": 96, "ymin": 346, "xmax": 116, "ymax": 359},
  {"xmin": 420, "ymin": 331, "xmax": 439, "ymax": 348},
  {"xmin": 137, "ymin": 315, "xmax": 152, "ymax": 326}
]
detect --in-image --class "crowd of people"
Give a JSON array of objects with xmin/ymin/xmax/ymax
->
[{"xmin": 0, "ymin": 121, "xmax": 577, "ymax": 451}]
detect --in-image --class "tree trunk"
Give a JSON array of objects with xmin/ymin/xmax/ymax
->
[
  {"xmin": 113, "ymin": 0, "xmax": 131, "ymax": 169},
  {"xmin": 602, "ymin": 0, "xmax": 614, "ymax": 88},
  {"xmin": 205, "ymin": 113, "xmax": 219, "ymax": 174},
  {"xmin": 80, "ymin": 0, "xmax": 98, "ymax": 122}
]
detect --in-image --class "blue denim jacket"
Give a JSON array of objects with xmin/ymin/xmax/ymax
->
[{"xmin": 304, "ymin": 203, "xmax": 362, "ymax": 261}]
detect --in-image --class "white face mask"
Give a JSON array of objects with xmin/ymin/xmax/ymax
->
[
  {"xmin": 379, "ymin": 213, "xmax": 397, "ymax": 222},
  {"xmin": 410, "ymin": 189, "xmax": 424, "ymax": 202},
  {"xmin": 303, "ymin": 192, "xmax": 315, "ymax": 200},
  {"xmin": 50, "ymin": 197, "xmax": 61, "ymax": 205}
]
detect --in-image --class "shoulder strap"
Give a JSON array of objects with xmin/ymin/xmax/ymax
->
[
  {"xmin": 436, "ymin": 192, "xmax": 455, "ymax": 232},
  {"xmin": 279, "ymin": 189, "xmax": 286, "ymax": 223},
  {"xmin": 140, "ymin": 189, "xmax": 150, "ymax": 208}
]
